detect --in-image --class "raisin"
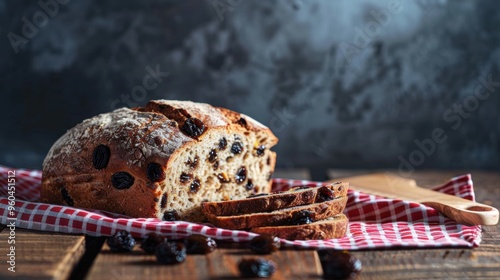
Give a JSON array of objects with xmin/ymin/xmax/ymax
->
[
  {"xmin": 266, "ymin": 156, "xmax": 271, "ymax": 165},
  {"xmin": 190, "ymin": 179, "xmax": 201, "ymax": 193},
  {"xmin": 60, "ymin": 187, "xmax": 74, "ymax": 206},
  {"xmin": 247, "ymin": 193, "xmax": 269, "ymax": 198},
  {"xmin": 255, "ymin": 145, "xmax": 266, "ymax": 156},
  {"xmin": 160, "ymin": 193, "xmax": 167, "ymax": 209},
  {"xmin": 181, "ymin": 118, "xmax": 205, "ymax": 139},
  {"xmin": 213, "ymin": 161, "xmax": 219, "ymax": 170},
  {"xmin": 184, "ymin": 234, "xmax": 217, "ymax": 254},
  {"xmin": 147, "ymin": 163, "xmax": 166, "ymax": 182},
  {"xmin": 237, "ymin": 117, "xmax": 247, "ymax": 127},
  {"xmin": 291, "ymin": 210, "xmax": 314, "ymax": 225},
  {"xmin": 218, "ymin": 137, "xmax": 227, "ymax": 150},
  {"xmin": 318, "ymin": 250, "xmax": 362, "ymax": 279},
  {"xmin": 155, "ymin": 241, "xmax": 186, "ymax": 264},
  {"xmin": 316, "ymin": 186, "xmax": 334, "ymax": 202},
  {"xmin": 140, "ymin": 233, "xmax": 166, "ymax": 254},
  {"xmin": 249, "ymin": 235, "xmax": 281, "ymax": 254},
  {"xmin": 217, "ymin": 173, "xmax": 230, "ymax": 183},
  {"xmin": 92, "ymin": 144, "xmax": 110, "ymax": 170},
  {"xmin": 111, "ymin": 172, "xmax": 135, "ymax": 189},
  {"xmin": 163, "ymin": 210, "xmax": 180, "ymax": 221},
  {"xmin": 208, "ymin": 149, "xmax": 217, "ymax": 163},
  {"xmin": 231, "ymin": 142, "xmax": 243, "ymax": 154},
  {"xmin": 107, "ymin": 230, "xmax": 136, "ymax": 252},
  {"xmin": 235, "ymin": 166, "xmax": 247, "ymax": 184},
  {"xmin": 238, "ymin": 258, "xmax": 276, "ymax": 278},
  {"xmin": 186, "ymin": 156, "xmax": 199, "ymax": 169},
  {"xmin": 245, "ymin": 179, "xmax": 254, "ymax": 191},
  {"xmin": 180, "ymin": 172, "xmax": 192, "ymax": 184}
]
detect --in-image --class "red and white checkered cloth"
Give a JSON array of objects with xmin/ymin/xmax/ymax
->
[{"xmin": 0, "ymin": 165, "xmax": 481, "ymax": 249}]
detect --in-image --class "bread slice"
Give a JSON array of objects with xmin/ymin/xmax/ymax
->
[
  {"xmin": 202, "ymin": 182, "xmax": 348, "ymax": 217},
  {"xmin": 205, "ymin": 196, "xmax": 347, "ymax": 229},
  {"xmin": 40, "ymin": 100, "xmax": 278, "ymax": 221},
  {"xmin": 251, "ymin": 214, "xmax": 348, "ymax": 240}
]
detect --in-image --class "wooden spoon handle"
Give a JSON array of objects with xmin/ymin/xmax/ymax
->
[
  {"xmin": 421, "ymin": 198, "xmax": 499, "ymax": 226},
  {"xmin": 404, "ymin": 186, "xmax": 499, "ymax": 225},
  {"xmin": 334, "ymin": 173, "xmax": 499, "ymax": 225}
]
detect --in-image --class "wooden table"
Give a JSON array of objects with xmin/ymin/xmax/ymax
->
[{"xmin": 1, "ymin": 170, "xmax": 499, "ymax": 279}]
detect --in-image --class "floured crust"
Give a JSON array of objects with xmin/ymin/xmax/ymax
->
[{"xmin": 41, "ymin": 100, "xmax": 278, "ymax": 221}]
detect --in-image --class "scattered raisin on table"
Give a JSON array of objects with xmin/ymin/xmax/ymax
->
[
  {"xmin": 238, "ymin": 258, "xmax": 277, "ymax": 278},
  {"xmin": 92, "ymin": 144, "xmax": 110, "ymax": 169},
  {"xmin": 318, "ymin": 250, "xmax": 362, "ymax": 279},
  {"xmin": 107, "ymin": 230, "xmax": 136, "ymax": 252},
  {"xmin": 249, "ymin": 235, "xmax": 280, "ymax": 254},
  {"xmin": 184, "ymin": 234, "xmax": 217, "ymax": 254},
  {"xmin": 111, "ymin": 172, "xmax": 135, "ymax": 189},
  {"xmin": 155, "ymin": 241, "xmax": 186, "ymax": 264},
  {"xmin": 140, "ymin": 233, "xmax": 166, "ymax": 254}
]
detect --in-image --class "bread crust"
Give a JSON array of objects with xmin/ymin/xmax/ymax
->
[
  {"xmin": 251, "ymin": 214, "xmax": 348, "ymax": 240},
  {"xmin": 205, "ymin": 196, "xmax": 348, "ymax": 229},
  {"xmin": 202, "ymin": 182, "xmax": 348, "ymax": 216},
  {"xmin": 41, "ymin": 100, "xmax": 278, "ymax": 220}
]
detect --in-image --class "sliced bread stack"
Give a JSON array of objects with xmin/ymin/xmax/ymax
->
[{"xmin": 201, "ymin": 182, "xmax": 349, "ymax": 240}]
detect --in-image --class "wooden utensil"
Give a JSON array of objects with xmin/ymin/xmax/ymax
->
[{"xmin": 330, "ymin": 173, "xmax": 499, "ymax": 226}]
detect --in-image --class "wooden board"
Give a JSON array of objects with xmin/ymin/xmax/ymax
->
[
  {"xmin": 0, "ymin": 229, "xmax": 86, "ymax": 279},
  {"xmin": 329, "ymin": 172, "xmax": 498, "ymax": 225}
]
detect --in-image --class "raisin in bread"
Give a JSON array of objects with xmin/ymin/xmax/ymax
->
[
  {"xmin": 251, "ymin": 214, "xmax": 348, "ymax": 240},
  {"xmin": 202, "ymin": 183, "xmax": 348, "ymax": 217},
  {"xmin": 205, "ymin": 196, "xmax": 348, "ymax": 230},
  {"xmin": 41, "ymin": 100, "xmax": 278, "ymax": 221}
]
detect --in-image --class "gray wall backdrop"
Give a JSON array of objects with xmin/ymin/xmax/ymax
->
[{"xmin": 1, "ymin": 0, "xmax": 499, "ymax": 172}]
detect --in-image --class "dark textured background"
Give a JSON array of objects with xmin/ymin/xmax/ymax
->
[{"xmin": 1, "ymin": 0, "xmax": 499, "ymax": 172}]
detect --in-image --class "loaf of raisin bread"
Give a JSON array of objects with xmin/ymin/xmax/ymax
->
[
  {"xmin": 202, "ymin": 183, "xmax": 348, "ymax": 217},
  {"xmin": 205, "ymin": 196, "xmax": 348, "ymax": 230},
  {"xmin": 251, "ymin": 214, "xmax": 348, "ymax": 240},
  {"xmin": 41, "ymin": 100, "xmax": 278, "ymax": 221}
]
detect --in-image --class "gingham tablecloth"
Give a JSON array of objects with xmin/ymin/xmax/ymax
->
[{"xmin": 0, "ymin": 165, "xmax": 481, "ymax": 249}]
